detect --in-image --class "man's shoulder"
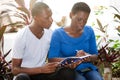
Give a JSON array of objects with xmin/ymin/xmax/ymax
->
[
  {"xmin": 17, "ymin": 26, "xmax": 28, "ymax": 33},
  {"xmin": 16, "ymin": 26, "xmax": 29, "ymax": 38}
]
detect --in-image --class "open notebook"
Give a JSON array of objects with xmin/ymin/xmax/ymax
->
[{"xmin": 59, "ymin": 55, "xmax": 91, "ymax": 66}]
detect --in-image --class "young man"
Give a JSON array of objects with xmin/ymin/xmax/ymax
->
[{"xmin": 12, "ymin": 2, "xmax": 58, "ymax": 80}]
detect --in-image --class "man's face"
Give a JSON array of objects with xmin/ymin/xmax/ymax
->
[
  {"xmin": 71, "ymin": 11, "xmax": 89, "ymax": 31},
  {"xmin": 36, "ymin": 8, "xmax": 53, "ymax": 29}
]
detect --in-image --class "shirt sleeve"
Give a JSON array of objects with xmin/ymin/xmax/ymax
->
[
  {"xmin": 89, "ymin": 27, "xmax": 98, "ymax": 55},
  {"xmin": 12, "ymin": 33, "xmax": 26, "ymax": 59},
  {"xmin": 48, "ymin": 29, "xmax": 61, "ymax": 58}
]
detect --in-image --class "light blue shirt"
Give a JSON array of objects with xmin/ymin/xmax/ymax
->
[{"xmin": 48, "ymin": 26, "xmax": 98, "ymax": 71}]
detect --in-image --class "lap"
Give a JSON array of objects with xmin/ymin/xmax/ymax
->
[
  {"xmin": 14, "ymin": 67, "xmax": 76, "ymax": 80},
  {"xmin": 13, "ymin": 73, "xmax": 30, "ymax": 80},
  {"xmin": 14, "ymin": 73, "xmax": 54, "ymax": 80}
]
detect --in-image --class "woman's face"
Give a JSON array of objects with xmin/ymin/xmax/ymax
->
[{"xmin": 70, "ymin": 11, "xmax": 89, "ymax": 31}]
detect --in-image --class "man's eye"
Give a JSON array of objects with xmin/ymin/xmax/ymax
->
[{"xmin": 78, "ymin": 18, "xmax": 82, "ymax": 21}]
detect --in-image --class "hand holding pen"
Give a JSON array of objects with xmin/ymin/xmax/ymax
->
[
  {"xmin": 75, "ymin": 50, "xmax": 91, "ymax": 62},
  {"xmin": 76, "ymin": 50, "xmax": 86, "ymax": 57}
]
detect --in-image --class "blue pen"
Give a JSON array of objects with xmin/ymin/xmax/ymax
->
[{"xmin": 75, "ymin": 50, "xmax": 79, "ymax": 54}]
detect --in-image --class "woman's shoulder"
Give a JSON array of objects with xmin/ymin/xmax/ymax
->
[
  {"xmin": 53, "ymin": 27, "xmax": 64, "ymax": 33},
  {"xmin": 84, "ymin": 25, "xmax": 94, "ymax": 32},
  {"xmin": 51, "ymin": 28, "xmax": 65, "ymax": 37},
  {"xmin": 84, "ymin": 25, "xmax": 93, "ymax": 29}
]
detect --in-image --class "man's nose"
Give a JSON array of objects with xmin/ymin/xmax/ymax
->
[{"xmin": 49, "ymin": 17, "xmax": 53, "ymax": 23}]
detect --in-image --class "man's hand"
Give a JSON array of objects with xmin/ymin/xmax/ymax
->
[{"xmin": 40, "ymin": 62, "xmax": 59, "ymax": 73}]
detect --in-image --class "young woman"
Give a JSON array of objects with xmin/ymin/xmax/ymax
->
[{"xmin": 48, "ymin": 2, "xmax": 103, "ymax": 80}]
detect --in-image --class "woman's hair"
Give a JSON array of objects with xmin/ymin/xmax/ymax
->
[
  {"xmin": 31, "ymin": 2, "xmax": 49, "ymax": 17},
  {"xmin": 71, "ymin": 2, "xmax": 91, "ymax": 14}
]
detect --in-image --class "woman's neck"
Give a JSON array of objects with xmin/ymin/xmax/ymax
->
[{"xmin": 64, "ymin": 26, "xmax": 83, "ymax": 38}]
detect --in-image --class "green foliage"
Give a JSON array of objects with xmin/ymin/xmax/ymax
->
[
  {"xmin": 111, "ymin": 6, "xmax": 120, "ymax": 37},
  {"xmin": 112, "ymin": 61, "xmax": 120, "ymax": 77},
  {"xmin": 95, "ymin": 5, "xmax": 120, "ymax": 77},
  {"xmin": 108, "ymin": 39, "xmax": 120, "ymax": 51},
  {"xmin": 0, "ymin": 50, "xmax": 13, "ymax": 80},
  {"xmin": 98, "ymin": 44, "xmax": 120, "ymax": 64},
  {"xmin": 94, "ymin": 6, "xmax": 107, "ymax": 15}
]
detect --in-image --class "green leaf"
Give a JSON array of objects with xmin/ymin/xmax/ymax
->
[
  {"xmin": 114, "ymin": 14, "xmax": 120, "ymax": 20},
  {"xmin": 96, "ymin": 19, "xmax": 105, "ymax": 33},
  {"xmin": 110, "ymin": 6, "xmax": 120, "ymax": 14}
]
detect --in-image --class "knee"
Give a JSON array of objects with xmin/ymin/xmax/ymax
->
[
  {"xmin": 57, "ymin": 67, "xmax": 76, "ymax": 80},
  {"xmin": 76, "ymin": 72, "xmax": 86, "ymax": 80},
  {"xmin": 14, "ymin": 73, "xmax": 30, "ymax": 80},
  {"xmin": 85, "ymin": 71, "xmax": 103, "ymax": 80}
]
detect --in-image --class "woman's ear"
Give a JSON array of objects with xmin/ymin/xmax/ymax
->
[{"xmin": 69, "ymin": 12, "xmax": 72, "ymax": 19}]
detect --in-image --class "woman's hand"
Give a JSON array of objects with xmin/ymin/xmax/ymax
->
[
  {"xmin": 62, "ymin": 59, "xmax": 83, "ymax": 69},
  {"xmin": 76, "ymin": 50, "xmax": 86, "ymax": 57},
  {"xmin": 75, "ymin": 50, "xmax": 92, "ymax": 62}
]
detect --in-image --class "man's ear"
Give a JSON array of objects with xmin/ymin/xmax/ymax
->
[{"xmin": 34, "ymin": 16, "xmax": 38, "ymax": 21}]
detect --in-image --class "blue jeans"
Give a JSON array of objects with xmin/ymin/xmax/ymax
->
[{"xmin": 76, "ymin": 70, "xmax": 103, "ymax": 80}]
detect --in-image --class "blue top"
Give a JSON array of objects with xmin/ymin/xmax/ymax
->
[{"xmin": 48, "ymin": 26, "xmax": 98, "ymax": 71}]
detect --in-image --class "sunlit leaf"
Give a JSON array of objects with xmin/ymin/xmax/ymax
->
[
  {"xmin": 15, "ymin": 0, "xmax": 25, "ymax": 7},
  {"xmin": 17, "ymin": 7, "xmax": 30, "ymax": 19},
  {"xmin": 29, "ymin": 0, "xmax": 37, "ymax": 10},
  {"xmin": 0, "ymin": 26, "xmax": 7, "ymax": 40}
]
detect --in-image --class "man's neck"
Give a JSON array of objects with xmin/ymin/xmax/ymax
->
[
  {"xmin": 30, "ymin": 21, "xmax": 44, "ymax": 33},
  {"xmin": 29, "ymin": 22, "xmax": 44, "ymax": 39}
]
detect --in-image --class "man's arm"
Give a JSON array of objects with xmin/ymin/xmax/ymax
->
[
  {"xmin": 48, "ymin": 57, "xmax": 83, "ymax": 69},
  {"xmin": 48, "ymin": 58, "xmax": 64, "ymax": 63},
  {"xmin": 12, "ymin": 58, "xmax": 58, "ymax": 75}
]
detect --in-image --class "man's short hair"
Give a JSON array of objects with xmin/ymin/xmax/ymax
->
[
  {"xmin": 31, "ymin": 2, "xmax": 49, "ymax": 17},
  {"xmin": 71, "ymin": 2, "xmax": 91, "ymax": 14}
]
